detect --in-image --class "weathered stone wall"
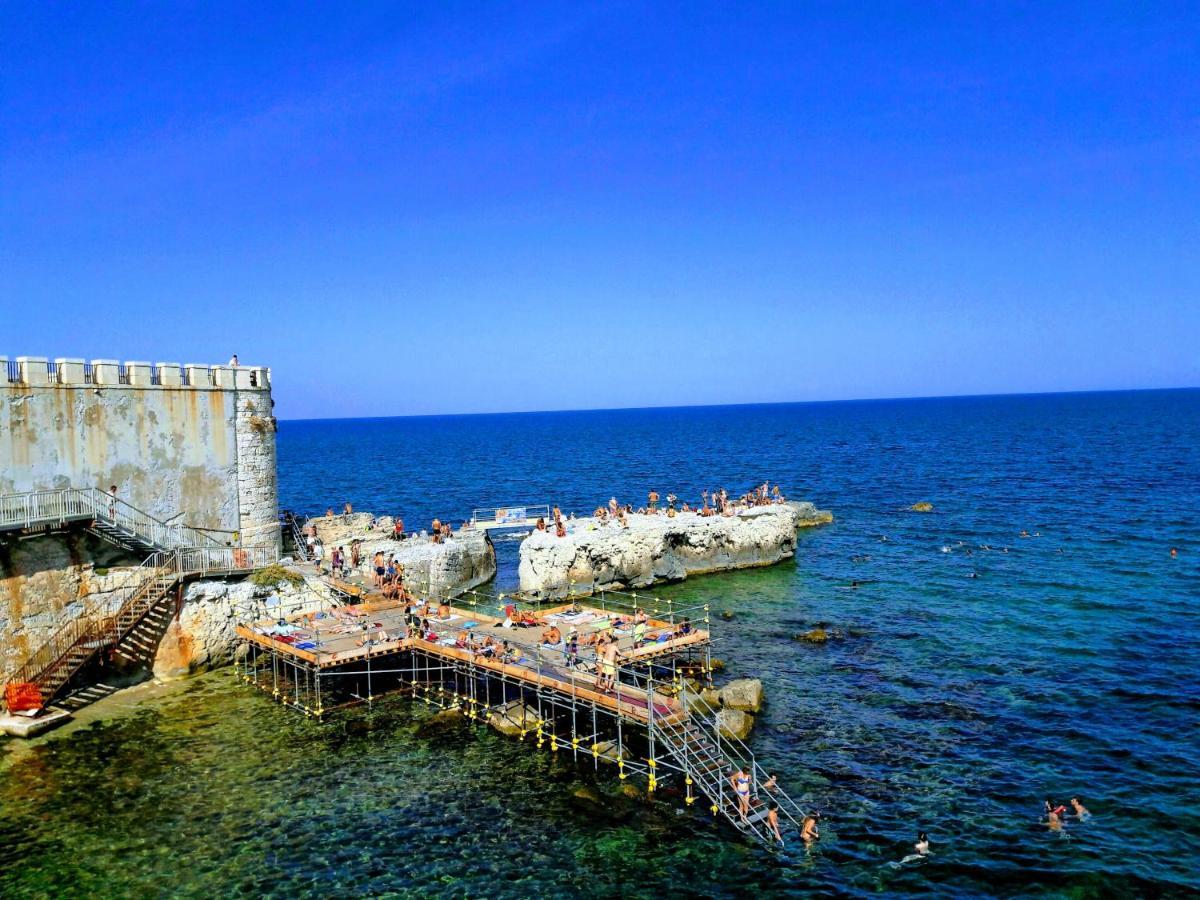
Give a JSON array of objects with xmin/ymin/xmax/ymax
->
[
  {"xmin": 519, "ymin": 501, "xmax": 832, "ymax": 598},
  {"xmin": 0, "ymin": 357, "xmax": 279, "ymax": 549},
  {"xmin": 1, "ymin": 358, "xmax": 281, "ymax": 678},
  {"xmin": 0, "ymin": 528, "xmax": 144, "ymax": 676}
]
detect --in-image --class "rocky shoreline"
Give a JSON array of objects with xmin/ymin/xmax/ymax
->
[
  {"xmin": 518, "ymin": 501, "xmax": 832, "ymax": 598},
  {"xmin": 307, "ymin": 512, "xmax": 496, "ymax": 600}
]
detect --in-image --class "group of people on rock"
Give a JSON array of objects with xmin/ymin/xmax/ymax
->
[
  {"xmin": 584, "ymin": 483, "xmax": 788, "ymax": 526},
  {"xmin": 371, "ymin": 549, "xmax": 409, "ymax": 599},
  {"xmin": 535, "ymin": 506, "xmax": 572, "ymax": 537}
]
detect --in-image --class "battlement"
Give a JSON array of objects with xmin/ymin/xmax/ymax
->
[{"xmin": 0, "ymin": 356, "xmax": 270, "ymax": 390}]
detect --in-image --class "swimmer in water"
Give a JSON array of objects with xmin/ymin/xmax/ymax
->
[
  {"xmin": 1070, "ymin": 797, "xmax": 1090, "ymax": 821},
  {"xmin": 1047, "ymin": 810, "xmax": 1063, "ymax": 832},
  {"xmin": 891, "ymin": 831, "xmax": 932, "ymax": 867},
  {"xmin": 967, "ymin": 571, "xmax": 978, "ymax": 579},
  {"xmin": 800, "ymin": 811, "xmax": 821, "ymax": 844},
  {"xmin": 1171, "ymin": 547, "xmax": 1178, "ymax": 558}
]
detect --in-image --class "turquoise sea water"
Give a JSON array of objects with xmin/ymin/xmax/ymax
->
[{"xmin": 2, "ymin": 389, "xmax": 1198, "ymax": 897}]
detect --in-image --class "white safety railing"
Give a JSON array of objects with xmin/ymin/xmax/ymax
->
[
  {"xmin": 470, "ymin": 504, "xmax": 552, "ymax": 527},
  {"xmin": 0, "ymin": 488, "xmax": 231, "ymax": 549}
]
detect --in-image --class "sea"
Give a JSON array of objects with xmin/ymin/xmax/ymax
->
[{"xmin": 2, "ymin": 389, "xmax": 1198, "ymax": 898}]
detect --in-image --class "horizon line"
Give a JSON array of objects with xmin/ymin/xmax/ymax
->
[{"xmin": 277, "ymin": 384, "xmax": 1197, "ymax": 424}]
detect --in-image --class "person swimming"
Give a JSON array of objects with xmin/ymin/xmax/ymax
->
[
  {"xmin": 891, "ymin": 831, "xmax": 931, "ymax": 867},
  {"xmin": 1070, "ymin": 797, "xmax": 1090, "ymax": 821}
]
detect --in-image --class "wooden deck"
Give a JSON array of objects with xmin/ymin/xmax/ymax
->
[{"xmin": 236, "ymin": 600, "xmax": 706, "ymax": 724}]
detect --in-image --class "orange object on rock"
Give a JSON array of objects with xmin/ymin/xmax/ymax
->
[{"xmin": 4, "ymin": 682, "xmax": 44, "ymax": 713}]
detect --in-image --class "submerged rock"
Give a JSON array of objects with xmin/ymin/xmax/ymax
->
[
  {"xmin": 487, "ymin": 700, "xmax": 538, "ymax": 738},
  {"xmin": 719, "ymin": 678, "xmax": 764, "ymax": 713},
  {"xmin": 570, "ymin": 786, "xmax": 635, "ymax": 823},
  {"xmin": 416, "ymin": 708, "xmax": 467, "ymax": 739},
  {"xmin": 518, "ymin": 501, "xmax": 832, "ymax": 598},
  {"xmin": 796, "ymin": 628, "xmax": 829, "ymax": 644},
  {"xmin": 716, "ymin": 708, "xmax": 755, "ymax": 740}
]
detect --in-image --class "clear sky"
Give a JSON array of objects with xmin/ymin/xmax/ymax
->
[{"xmin": 2, "ymin": 3, "xmax": 1196, "ymax": 419}]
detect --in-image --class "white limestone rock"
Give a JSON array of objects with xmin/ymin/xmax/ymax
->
[
  {"xmin": 152, "ymin": 572, "xmax": 339, "ymax": 679},
  {"xmin": 716, "ymin": 708, "xmax": 755, "ymax": 741},
  {"xmin": 719, "ymin": 678, "xmax": 764, "ymax": 713},
  {"xmin": 518, "ymin": 501, "xmax": 831, "ymax": 598},
  {"xmin": 310, "ymin": 513, "xmax": 496, "ymax": 600}
]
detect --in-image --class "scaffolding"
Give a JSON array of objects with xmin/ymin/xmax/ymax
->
[{"xmin": 235, "ymin": 583, "xmax": 809, "ymax": 850}]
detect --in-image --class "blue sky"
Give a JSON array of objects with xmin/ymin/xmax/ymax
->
[{"xmin": 2, "ymin": 2, "xmax": 1196, "ymax": 418}]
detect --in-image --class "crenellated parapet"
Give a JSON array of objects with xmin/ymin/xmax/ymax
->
[{"xmin": 1, "ymin": 356, "xmax": 271, "ymax": 390}]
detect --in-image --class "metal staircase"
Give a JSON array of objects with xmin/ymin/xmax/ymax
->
[
  {"xmin": 0, "ymin": 487, "xmax": 231, "ymax": 552},
  {"xmin": 282, "ymin": 510, "xmax": 310, "ymax": 561},
  {"xmin": 1, "ymin": 488, "xmax": 272, "ymax": 710},
  {"xmin": 650, "ymin": 699, "xmax": 810, "ymax": 849},
  {"xmin": 5, "ymin": 546, "xmax": 275, "ymax": 708}
]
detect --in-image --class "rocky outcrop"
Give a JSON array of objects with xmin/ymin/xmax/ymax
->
[
  {"xmin": 716, "ymin": 708, "xmax": 755, "ymax": 740},
  {"xmin": 309, "ymin": 513, "xmax": 495, "ymax": 600},
  {"xmin": 719, "ymin": 678, "xmax": 764, "ymax": 713},
  {"xmin": 152, "ymin": 571, "xmax": 340, "ymax": 679},
  {"xmin": 0, "ymin": 528, "xmax": 145, "ymax": 679},
  {"xmin": 518, "ymin": 501, "xmax": 831, "ymax": 598}
]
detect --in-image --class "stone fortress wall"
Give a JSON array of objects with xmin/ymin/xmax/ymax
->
[
  {"xmin": 1, "ymin": 355, "xmax": 282, "ymax": 674},
  {"xmin": 0, "ymin": 356, "xmax": 280, "ymax": 550}
]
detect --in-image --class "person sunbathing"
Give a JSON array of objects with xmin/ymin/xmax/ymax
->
[
  {"xmin": 542, "ymin": 625, "xmax": 562, "ymax": 645},
  {"xmin": 437, "ymin": 601, "xmax": 451, "ymax": 619}
]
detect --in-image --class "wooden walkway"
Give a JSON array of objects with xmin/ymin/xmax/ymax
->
[{"xmin": 236, "ymin": 599, "xmax": 705, "ymax": 724}]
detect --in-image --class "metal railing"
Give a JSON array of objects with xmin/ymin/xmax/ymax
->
[
  {"xmin": 470, "ymin": 505, "xmax": 552, "ymax": 528},
  {"xmin": 4, "ymin": 360, "xmax": 18, "ymax": 383},
  {"xmin": 0, "ymin": 488, "xmax": 229, "ymax": 550},
  {"xmin": 5, "ymin": 544, "xmax": 275, "ymax": 691},
  {"xmin": 658, "ymin": 689, "xmax": 809, "ymax": 841}
]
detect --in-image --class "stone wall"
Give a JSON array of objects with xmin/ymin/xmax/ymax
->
[
  {"xmin": 0, "ymin": 528, "xmax": 142, "ymax": 676},
  {"xmin": 519, "ymin": 501, "xmax": 832, "ymax": 598},
  {"xmin": 0, "ymin": 357, "xmax": 279, "ymax": 551},
  {"xmin": 1, "ymin": 356, "xmax": 282, "ymax": 679}
]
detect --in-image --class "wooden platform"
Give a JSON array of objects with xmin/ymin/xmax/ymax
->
[{"xmin": 236, "ymin": 600, "xmax": 707, "ymax": 723}]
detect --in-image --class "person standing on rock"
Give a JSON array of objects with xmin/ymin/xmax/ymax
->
[
  {"xmin": 648, "ymin": 490, "xmax": 659, "ymax": 511},
  {"xmin": 373, "ymin": 551, "xmax": 385, "ymax": 587},
  {"xmin": 313, "ymin": 539, "xmax": 325, "ymax": 573}
]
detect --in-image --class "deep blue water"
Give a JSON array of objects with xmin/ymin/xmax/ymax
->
[{"xmin": 3, "ymin": 389, "xmax": 1198, "ymax": 897}]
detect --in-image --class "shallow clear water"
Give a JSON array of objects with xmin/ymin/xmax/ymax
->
[{"xmin": 3, "ymin": 390, "xmax": 1198, "ymax": 897}]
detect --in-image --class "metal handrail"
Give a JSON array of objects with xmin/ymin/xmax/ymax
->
[
  {"xmin": 0, "ymin": 488, "xmax": 228, "ymax": 549},
  {"xmin": 668, "ymin": 690, "xmax": 808, "ymax": 833},
  {"xmin": 5, "ymin": 544, "xmax": 275, "ymax": 689}
]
